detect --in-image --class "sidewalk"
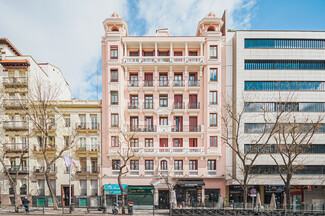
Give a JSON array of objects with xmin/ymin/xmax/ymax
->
[{"xmin": 0, "ymin": 206, "xmax": 169, "ymax": 215}]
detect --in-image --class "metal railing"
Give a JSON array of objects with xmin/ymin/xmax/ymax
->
[
  {"xmin": 80, "ymin": 189, "xmax": 87, "ymax": 196},
  {"xmin": 33, "ymin": 166, "xmax": 56, "ymax": 173},
  {"xmin": 128, "ymin": 102, "xmax": 139, "ymax": 109},
  {"xmin": 5, "ymin": 143, "xmax": 28, "ymax": 152},
  {"xmin": 143, "ymin": 80, "xmax": 154, "ymax": 87},
  {"xmin": 3, "ymin": 77, "xmax": 28, "ymax": 86},
  {"xmin": 188, "ymin": 80, "xmax": 200, "ymax": 87},
  {"xmin": 3, "ymin": 99, "xmax": 27, "ymax": 109},
  {"xmin": 76, "ymin": 166, "xmax": 100, "ymax": 173},
  {"xmin": 76, "ymin": 122, "xmax": 99, "ymax": 130},
  {"xmin": 143, "ymin": 102, "xmax": 154, "ymax": 109},
  {"xmin": 3, "ymin": 121, "xmax": 28, "ymax": 130},
  {"xmin": 76, "ymin": 145, "xmax": 99, "ymax": 152},
  {"xmin": 127, "ymin": 80, "xmax": 139, "ymax": 87},
  {"xmin": 118, "ymin": 147, "xmax": 205, "ymax": 155},
  {"xmin": 128, "ymin": 125, "xmax": 157, "ymax": 132},
  {"xmin": 91, "ymin": 189, "xmax": 98, "ymax": 196},
  {"xmin": 6, "ymin": 165, "xmax": 29, "ymax": 173},
  {"xmin": 123, "ymin": 56, "xmax": 204, "ymax": 64},
  {"xmin": 173, "ymin": 102, "xmax": 185, "ymax": 109},
  {"xmin": 158, "ymin": 80, "xmax": 169, "ymax": 87},
  {"xmin": 188, "ymin": 102, "xmax": 200, "ymax": 109},
  {"xmin": 173, "ymin": 80, "xmax": 185, "ymax": 87},
  {"xmin": 171, "ymin": 125, "xmax": 202, "ymax": 132}
]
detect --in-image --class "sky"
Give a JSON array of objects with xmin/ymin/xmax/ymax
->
[{"xmin": 0, "ymin": 0, "xmax": 325, "ymax": 100}]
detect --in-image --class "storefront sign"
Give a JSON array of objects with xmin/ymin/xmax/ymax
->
[
  {"xmin": 307, "ymin": 185, "xmax": 312, "ymax": 191},
  {"xmin": 104, "ymin": 184, "xmax": 127, "ymax": 195},
  {"xmin": 264, "ymin": 185, "xmax": 284, "ymax": 193},
  {"xmin": 128, "ymin": 187, "xmax": 154, "ymax": 195}
]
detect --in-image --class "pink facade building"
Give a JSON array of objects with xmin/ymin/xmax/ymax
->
[{"xmin": 101, "ymin": 12, "xmax": 227, "ymax": 207}]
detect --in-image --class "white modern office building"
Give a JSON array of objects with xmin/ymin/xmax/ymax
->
[{"xmin": 226, "ymin": 31, "xmax": 325, "ymax": 208}]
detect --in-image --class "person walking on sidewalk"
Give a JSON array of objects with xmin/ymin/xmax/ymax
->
[{"xmin": 22, "ymin": 197, "xmax": 30, "ymax": 213}]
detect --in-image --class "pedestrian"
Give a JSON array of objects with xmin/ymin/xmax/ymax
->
[{"xmin": 22, "ymin": 197, "xmax": 30, "ymax": 213}]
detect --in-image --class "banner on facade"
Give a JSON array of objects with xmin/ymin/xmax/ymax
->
[{"xmin": 104, "ymin": 184, "xmax": 127, "ymax": 195}]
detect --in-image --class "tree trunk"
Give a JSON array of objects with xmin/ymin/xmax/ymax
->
[
  {"xmin": 285, "ymin": 182, "xmax": 291, "ymax": 210},
  {"xmin": 45, "ymin": 172, "xmax": 58, "ymax": 210},
  {"xmin": 118, "ymin": 167, "xmax": 126, "ymax": 214},
  {"xmin": 243, "ymin": 186, "xmax": 248, "ymax": 209},
  {"xmin": 12, "ymin": 183, "xmax": 19, "ymax": 213}
]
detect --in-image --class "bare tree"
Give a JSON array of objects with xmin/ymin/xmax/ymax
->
[
  {"xmin": 115, "ymin": 126, "xmax": 138, "ymax": 214},
  {"xmin": 158, "ymin": 168, "xmax": 178, "ymax": 211},
  {"xmin": 268, "ymin": 117, "xmax": 322, "ymax": 209},
  {"xmin": 24, "ymin": 77, "xmax": 78, "ymax": 209},
  {"xmin": 222, "ymin": 99, "xmax": 286, "ymax": 208}
]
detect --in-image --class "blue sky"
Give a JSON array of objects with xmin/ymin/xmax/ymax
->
[{"xmin": 0, "ymin": 0, "xmax": 324, "ymax": 100}]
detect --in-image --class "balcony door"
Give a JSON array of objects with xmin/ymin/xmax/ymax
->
[
  {"xmin": 160, "ymin": 138, "xmax": 168, "ymax": 152},
  {"xmin": 79, "ymin": 115, "xmax": 86, "ymax": 129},
  {"xmin": 189, "ymin": 117, "xmax": 198, "ymax": 131},
  {"xmin": 130, "ymin": 117, "xmax": 138, "ymax": 131},
  {"xmin": 174, "ymin": 117, "xmax": 183, "ymax": 131},
  {"xmin": 130, "ymin": 74, "xmax": 138, "ymax": 86},
  {"xmin": 144, "ymin": 95, "xmax": 153, "ymax": 109},
  {"xmin": 174, "ymin": 74, "xmax": 183, "ymax": 86},
  {"xmin": 174, "ymin": 95, "xmax": 183, "ymax": 109},
  {"xmin": 145, "ymin": 116, "xmax": 153, "ymax": 131},
  {"xmin": 189, "ymin": 138, "xmax": 198, "ymax": 152},
  {"xmin": 189, "ymin": 95, "xmax": 198, "ymax": 108},
  {"xmin": 189, "ymin": 73, "xmax": 197, "ymax": 86},
  {"xmin": 159, "ymin": 73, "xmax": 168, "ymax": 86},
  {"xmin": 130, "ymin": 95, "xmax": 138, "ymax": 107},
  {"xmin": 144, "ymin": 73, "xmax": 153, "ymax": 86}
]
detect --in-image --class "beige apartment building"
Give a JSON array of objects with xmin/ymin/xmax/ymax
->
[{"xmin": 0, "ymin": 38, "xmax": 102, "ymax": 207}]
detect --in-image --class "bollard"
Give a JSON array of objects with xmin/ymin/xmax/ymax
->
[
  {"xmin": 62, "ymin": 204, "xmax": 64, "ymax": 214},
  {"xmin": 43, "ymin": 204, "xmax": 45, "ymax": 214}
]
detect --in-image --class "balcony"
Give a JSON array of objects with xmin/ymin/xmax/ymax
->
[
  {"xmin": 76, "ymin": 166, "xmax": 100, "ymax": 175},
  {"xmin": 143, "ymin": 102, "xmax": 155, "ymax": 113},
  {"xmin": 76, "ymin": 122, "xmax": 99, "ymax": 133},
  {"xmin": 127, "ymin": 80, "xmax": 140, "ymax": 91},
  {"xmin": 5, "ymin": 143, "xmax": 28, "ymax": 153},
  {"xmin": 80, "ymin": 189, "xmax": 87, "ymax": 196},
  {"xmin": 173, "ymin": 102, "xmax": 185, "ymax": 112},
  {"xmin": 91, "ymin": 189, "xmax": 98, "ymax": 196},
  {"xmin": 145, "ymin": 170, "xmax": 154, "ymax": 176},
  {"xmin": 123, "ymin": 56, "xmax": 204, "ymax": 65},
  {"xmin": 143, "ymin": 80, "xmax": 155, "ymax": 91},
  {"xmin": 188, "ymin": 102, "xmax": 200, "ymax": 113},
  {"xmin": 3, "ymin": 99, "xmax": 27, "ymax": 109},
  {"xmin": 76, "ymin": 145, "xmax": 100, "ymax": 154},
  {"xmin": 128, "ymin": 125, "xmax": 157, "ymax": 133},
  {"xmin": 171, "ymin": 125, "xmax": 202, "ymax": 133},
  {"xmin": 130, "ymin": 170, "xmax": 139, "ymax": 176},
  {"xmin": 5, "ymin": 165, "xmax": 29, "ymax": 174},
  {"xmin": 208, "ymin": 170, "xmax": 217, "ymax": 176},
  {"xmin": 3, "ymin": 121, "xmax": 28, "ymax": 131},
  {"xmin": 172, "ymin": 80, "xmax": 185, "ymax": 90},
  {"xmin": 127, "ymin": 102, "xmax": 140, "ymax": 113},
  {"xmin": 123, "ymin": 147, "xmax": 205, "ymax": 157},
  {"xmin": 174, "ymin": 170, "xmax": 183, "ymax": 176},
  {"xmin": 189, "ymin": 170, "xmax": 198, "ymax": 176},
  {"xmin": 33, "ymin": 145, "xmax": 56, "ymax": 154},
  {"xmin": 188, "ymin": 80, "xmax": 200, "ymax": 91},
  {"xmin": 3, "ymin": 77, "xmax": 28, "ymax": 88},
  {"xmin": 158, "ymin": 80, "xmax": 169, "ymax": 90},
  {"xmin": 33, "ymin": 166, "xmax": 56, "ymax": 175}
]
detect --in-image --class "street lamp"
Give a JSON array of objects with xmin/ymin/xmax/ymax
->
[{"xmin": 53, "ymin": 106, "xmax": 72, "ymax": 213}]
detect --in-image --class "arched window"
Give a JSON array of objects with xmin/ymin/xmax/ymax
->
[
  {"xmin": 207, "ymin": 26, "xmax": 215, "ymax": 31},
  {"xmin": 112, "ymin": 27, "xmax": 119, "ymax": 32},
  {"xmin": 160, "ymin": 160, "xmax": 168, "ymax": 170}
]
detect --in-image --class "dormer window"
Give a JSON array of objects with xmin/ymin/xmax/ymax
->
[{"xmin": 208, "ymin": 26, "xmax": 215, "ymax": 31}]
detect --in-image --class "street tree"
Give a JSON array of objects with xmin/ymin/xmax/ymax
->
[
  {"xmin": 221, "ymin": 98, "xmax": 287, "ymax": 208},
  {"xmin": 24, "ymin": 77, "xmax": 78, "ymax": 210},
  {"xmin": 268, "ymin": 116, "xmax": 322, "ymax": 209}
]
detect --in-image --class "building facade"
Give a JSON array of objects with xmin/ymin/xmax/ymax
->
[
  {"xmin": 226, "ymin": 31, "xmax": 325, "ymax": 209},
  {"xmin": 101, "ymin": 12, "xmax": 227, "ymax": 208},
  {"xmin": 0, "ymin": 39, "xmax": 102, "ymax": 207}
]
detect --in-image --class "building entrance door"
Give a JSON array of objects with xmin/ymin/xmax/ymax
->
[
  {"xmin": 61, "ymin": 185, "xmax": 74, "ymax": 207},
  {"xmin": 293, "ymin": 195, "xmax": 302, "ymax": 211},
  {"xmin": 159, "ymin": 190, "xmax": 169, "ymax": 209}
]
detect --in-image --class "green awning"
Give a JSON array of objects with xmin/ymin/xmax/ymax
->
[{"xmin": 128, "ymin": 186, "xmax": 154, "ymax": 190}]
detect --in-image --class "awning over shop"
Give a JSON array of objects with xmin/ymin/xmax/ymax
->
[{"xmin": 177, "ymin": 180, "xmax": 205, "ymax": 187}]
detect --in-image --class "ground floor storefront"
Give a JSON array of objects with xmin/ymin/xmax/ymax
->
[
  {"xmin": 102, "ymin": 178, "xmax": 225, "ymax": 209},
  {"xmin": 226, "ymin": 185, "xmax": 325, "ymax": 210}
]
